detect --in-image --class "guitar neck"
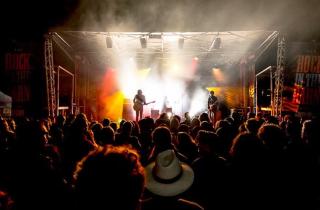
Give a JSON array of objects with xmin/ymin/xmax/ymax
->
[{"xmin": 146, "ymin": 101, "xmax": 155, "ymax": 105}]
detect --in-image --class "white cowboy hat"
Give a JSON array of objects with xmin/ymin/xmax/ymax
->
[{"xmin": 145, "ymin": 149, "xmax": 194, "ymax": 197}]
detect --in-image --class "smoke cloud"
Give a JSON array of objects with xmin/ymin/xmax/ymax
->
[{"xmin": 61, "ymin": 0, "xmax": 320, "ymax": 40}]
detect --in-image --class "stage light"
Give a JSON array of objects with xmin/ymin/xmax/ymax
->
[
  {"xmin": 106, "ymin": 36, "xmax": 112, "ymax": 48},
  {"xmin": 193, "ymin": 57, "xmax": 199, "ymax": 61},
  {"xmin": 149, "ymin": 34, "xmax": 162, "ymax": 39},
  {"xmin": 140, "ymin": 37, "xmax": 147, "ymax": 48},
  {"xmin": 213, "ymin": 37, "xmax": 221, "ymax": 49},
  {"xmin": 178, "ymin": 38, "xmax": 184, "ymax": 49},
  {"xmin": 212, "ymin": 67, "xmax": 224, "ymax": 82}
]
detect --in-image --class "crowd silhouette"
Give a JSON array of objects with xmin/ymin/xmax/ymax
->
[{"xmin": 0, "ymin": 109, "xmax": 320, "ymax": 210}]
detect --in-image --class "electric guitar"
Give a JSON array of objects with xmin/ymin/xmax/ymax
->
[
  {"xmin": 133, "ymin": 101, "xmax": 155, "ymax": 111},
  {"xmin": 209, "ymin": 101, "xmax": 219, "ymax": 112}
]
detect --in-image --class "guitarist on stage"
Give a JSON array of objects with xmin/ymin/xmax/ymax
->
[
  {"xmin": 133, "ymin": 89, "xmax": 147, "ymax": 122},
  {"xmin": 208, "ymin": 90, "xmax": 218, "ymax": 125}
]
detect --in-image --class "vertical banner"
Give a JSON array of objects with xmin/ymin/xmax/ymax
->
[
  {"xmin": 4, "ymin": 52, "xmax": 32, "ymax": 117},
  {"xmin": 294, "ymin": 55, "xmax": 320, "ymax": 110}
]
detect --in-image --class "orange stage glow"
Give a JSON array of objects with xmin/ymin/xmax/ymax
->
[
  {"xmin": 212, "ymin": 67, "xmax": 224, "ymax": 83},
  {"xmin": 206, "ymin": 87, "xmax": 242, "ymax": 108},
  {"xmin": 98, "ymin": 68, "xmax": 125, "ymax": 122}
]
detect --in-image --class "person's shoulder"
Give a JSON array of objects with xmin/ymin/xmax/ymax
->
[{"xmin": 177, "ymin": 198, "xmax": 204, "ymax": 210}]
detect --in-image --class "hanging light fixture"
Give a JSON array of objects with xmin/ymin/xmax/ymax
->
[
  {"xmin": 106, "ymin": 35, "xmax": 112, "ymax": 48},
  {"xmin": 140, "ymin": 36, "xmax": 147, "ymax": 48}
]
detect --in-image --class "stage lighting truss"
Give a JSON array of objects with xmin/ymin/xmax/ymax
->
[
  {"xmin": 55, "ymin": 31, "xmax": 278, "ymax": 63},
  {"xmin": 209, "ymin": 33, "xmax": 222, "ymax": 51}
]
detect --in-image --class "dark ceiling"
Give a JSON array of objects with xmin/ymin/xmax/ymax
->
[{"xmin": 2, "ymin": 0, "xmax": 320, "ymax": 41}]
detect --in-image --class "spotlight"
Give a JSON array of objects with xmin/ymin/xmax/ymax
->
[
  {"xmin": 178, "ymin": 38, "xmax": 184, "ymax": 49},
  {"xmin": 106, "ymin": 36, "xmax": 112, "ymax": 48},
  {"xmin": 193, "ymin": 57, "xmax": 199, "ymax": 61},
  {"xmin": 140, "ymin": 37, "xmax": 147, "ymax": 48},
  {"xmin": 212, "ymin": 67, "xmax": 219, "ymax": 71}
]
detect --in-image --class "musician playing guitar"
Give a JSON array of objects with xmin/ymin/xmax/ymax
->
[
  {"xmin": 208, "ymin": 90, "xmax": 219, "ymax": 125},
  {"xmin": 133, "ymin": 89, "xmax": 155, "ymax": 121}
]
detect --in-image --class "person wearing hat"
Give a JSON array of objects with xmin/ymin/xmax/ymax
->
[
  {"xmin": 142, "ymin": 149, "xmax": 204, "ymax": 210},
  {"xmin": 147, "ymin": 126, "xmax": 189, "ymax": 165}
]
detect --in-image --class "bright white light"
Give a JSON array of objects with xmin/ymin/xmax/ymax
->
[
  {"xmin": 138, "ymin": 77, "xmax": 165, "ymax": 113},
  {"xmin": 171, "ymin": 63, "xmax": 182, "ymax": 76},
  {"xmin": 189, "ymin": 88, "xmax": 207, "ymax": 117},
  {"xmin": 165, "ymin": 58, "xmax": 187, "ymax": 78},
  {"xmin": 164, "ymin": 78, "xmax": 186, "ymax": 116},
  {"xmin": 172, "ymin": 64, "xmax": 179, "ymax": 71},
  {"xmin": 118, "ymin": 56, "xmax": 138, "ymax": 97},
  {"xmin": 163, "ymin": 35, "xmax": 180, "ymax": 42}
]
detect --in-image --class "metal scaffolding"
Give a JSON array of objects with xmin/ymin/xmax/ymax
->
[
  {"xmin": 274, "ymin": 34, "xmax": 286, "ymax": 116},
  {"xmin": 255, "ymin": 66, "xmax": 274, "ymax": 114},
  {"xmin": 44, "ymin": 34, "xmax": 56, "ymax": 117},
  {"xmin": 47, "ymin": 30, "xmax": 279, "ymax": 118},
  {"xmin": 56, "ymin": 66, "xmax": 75, "ymax": 116}
]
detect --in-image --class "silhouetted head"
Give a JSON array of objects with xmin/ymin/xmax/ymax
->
[
  {"xmin": 196, "ymin": 130, "xmax": 220, "ymax": 156},
  {"xmin": 74, "ymin": 145, "xmax": 145, "ymax": 210},
  {"xmin": 258, "ymin": 123, "xmax": 286, "ymax": 151},
  {"xmin": 152, "ymin": 126, "xmax": 172, "ymax": 149},
  {"xmin": 230, "ymin": 132, "xmax": 265, "ymax": 161},
  {"xmin": 102, "ymin": 118, "xmax": 110, "ymax": 127}
]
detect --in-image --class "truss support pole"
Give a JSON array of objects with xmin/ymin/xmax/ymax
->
[
  {"xmin": 44, "ymin": 33, "xmax": 56, "ymax": 118},
  {"xmin": 274, "ymin": 34, "xmax": 286, "ymax": 116},
  {"xmin": 250, "ymin": 63, "xmax": 256, "ymax": 113}
]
